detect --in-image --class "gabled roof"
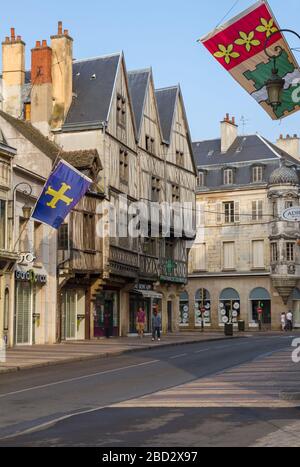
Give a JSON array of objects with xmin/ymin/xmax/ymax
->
[
  {"xmin": 128, "ymin": 69, "xmax": 151, "ymax": 138},
  {"xmin": 155, "ymin": 86, "xmax": 178, "ymax": 144},
  {"xmin": 193, "ymin": 134, "xmax": 300, "ymax": 167},
  {"xmin": 62, "ymin": 53, "xmax": 121, "ymax": 131}
]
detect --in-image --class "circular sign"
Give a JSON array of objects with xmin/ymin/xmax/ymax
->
[
  {"xmin": 183, "ymin": 306, "xmax": 189, "ymax": 313},
  {"xmin": 232, "ymin": 310, "xmax": 238, "ymax": 318},
  {"xmin": 282, "ymin": 207, "xmax": 300, "ymax": 222},
  {"xmin": 233, "ymin": 302, "xmax": 240, "ymax": 310},
  {"xmin": 221, "ymin": 310, "xmax": 226, "ymax": 316},
  {"xmin": 219, "ymin": 302, "xmax": 224, "ymax": 309},
  {"xmin": 222, "ymin": 316, "xmax": 229, "ymax": 324},
  {"xmin": 204, "ymin": 311, "xmax": 210, "ymax": 318}
]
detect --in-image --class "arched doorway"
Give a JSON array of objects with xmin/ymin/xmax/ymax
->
[
  {"xmin": 195, "ymin": 289, "xmax": 211, "ymax": 326},
  {"xmin": 219, "ymin": 289, "xmax": 240, "ymax": 324},
  {"xmin": 249, "ymin": 288, "xmax": 271, "ymax": 325},
  {"xmin": 179, "ymin": 292, "xmax": 189, "ymax": 327}
]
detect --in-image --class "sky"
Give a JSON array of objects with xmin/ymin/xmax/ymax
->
[{"xmin": 2, "ymin": 0, "xmax": 300, "ymax": 143}]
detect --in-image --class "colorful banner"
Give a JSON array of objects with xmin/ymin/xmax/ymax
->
[{"xmin": 201, "ymin": 0, "xmax": 300, "ymax": 120}]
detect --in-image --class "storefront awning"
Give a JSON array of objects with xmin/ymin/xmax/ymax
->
[{"xmin": 131, "ymin": 289, "xmax": 163, "ymax": 300}]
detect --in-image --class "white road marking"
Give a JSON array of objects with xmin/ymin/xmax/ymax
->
[
  {"xmin": 0, "ymin": 360, "xmax": 160, "ymax": 399},
  {"xmin": 170, "ymin": 354, "xmax": 188, "ymax": 360},
  {"xmin": 194, "ymin": 348, "xmax": 210, "ymax": 354}
]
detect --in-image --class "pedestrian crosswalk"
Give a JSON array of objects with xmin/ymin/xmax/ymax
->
[{"xmin": 113, "ymin": 350, "xmax": 300, "ymax": 408}]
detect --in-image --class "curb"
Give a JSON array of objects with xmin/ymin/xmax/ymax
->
[{"xmin": 0, "ymin": 335, "xmax": 243, "ymax": 376}]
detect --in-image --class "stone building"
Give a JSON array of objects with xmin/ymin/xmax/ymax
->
[
  {"xmin": 0, "ymin": 22, "xmax": 196, "ymax": 340},
  {"xmin": 187, "ymin": 115, "xmax": 300, "ymax": 331}
]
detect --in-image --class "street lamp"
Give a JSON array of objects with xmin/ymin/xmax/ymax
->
[{"xmin": 264, "ymin": 29, "xmax": 300, "ymax": 110}]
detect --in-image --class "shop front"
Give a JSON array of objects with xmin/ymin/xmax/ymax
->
[
  {"xmin": 61, "ymin": 288, "xmax": 87, "ymax": 341},
  {"xmin": 289, "ymin": 288, "xmax": 300, "ymax": 328},
  {"xmin": 129, "ymin": 284, "xmax": 162, "ymax": 334},
  {"xmin": 249, "ymin": 288, "xmax": 271, "ymax": 327},
  {"xmin": 14, "ymin": 269, "xmax": 47, "ymax": 345},
  {"xmin": 219, "ymin": 288, "xmax": 240, "ymax": 326},
  {"xmin": 94, "ymin": 290, "xmax": 119, "ymax": 338}
]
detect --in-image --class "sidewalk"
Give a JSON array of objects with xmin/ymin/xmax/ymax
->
[{"xmin": 0, "ymin": 332, "xmax": 241, "ymax": 375}]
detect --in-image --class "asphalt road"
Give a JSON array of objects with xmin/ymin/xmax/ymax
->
[{"xmin": 0, "ymin": 334, "xmax": 299, "ymax": 447}]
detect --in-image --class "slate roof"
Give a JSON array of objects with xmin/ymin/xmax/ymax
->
[
  {"xmin": 62, "ymin": 150, "xmax": 102, "ymax": 170},
  {"xmin": 63, "ymin": 53, "xmax": 121, "ymax": 131},
  {"xmin": 155, "ymin": 86, "xmax": 178, "ymax": 144},
  {"xmin": 193, "ymin": 133, "xmax": 300, "ymax": 190},
  {"xmin": 128, "ymin": 69, "xmax": 151, "ymax": 138},
  {"xmin": 0, "ymin": 111, "xmax": 100, "ymax": 169},
  {"xmin": 0, "ymin": 110, "xmax": 61, "ymax": 161}
]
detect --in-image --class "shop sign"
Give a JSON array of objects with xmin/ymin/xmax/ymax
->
[
  {"xmin": 15, "ymin": 269, "xmax": 47, "ymax": 285},
  {"xmin": 137, "ymin": 283, "xmax": 153, "ymax": 292},
  {"xmin": 281, "ymin": 208, "xmax": 300, "ymax": 222}
]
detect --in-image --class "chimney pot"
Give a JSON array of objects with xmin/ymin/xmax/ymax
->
[
  {"xmin": 280, "ymin": 134, "xmax": 283, "ymax": 139},
  {"xmin": 10, "ymin": 28, "xmax": 15, "ymax": 41},
  {"xmin": 35, "ymin": 40, "xmax": 41, "ymax": 48},
  {"xmin": 5, "ymin": 36, "xmax": 10, "ymax": 43},
  {"xmin": 294, "ymin": 134, "xmax": 298, "ymax": 138},
  {"xmin": 42, "ymin": 40, "xmax": 47, "ymax": 47},
  {"xmin": 17, "ymin": 35, "xmax": 21, "ymax": 41},
  {"xmin": 232, "ymin": 116, "xmax": 235, "ymax": 125},
  {"xmin": 287, "ymin": 134, "xmax": 290, "ymax": 139},
  {"xmin": 58, "ymin": 21, "xmax": 63, "ymax": 35},
  {"xmin": 226, "ymin": 113, "xmax": 229, "ymax": 121},
  {"xmin": 64, "ymin": 29, "xmax": 69, "ymax": 36}
]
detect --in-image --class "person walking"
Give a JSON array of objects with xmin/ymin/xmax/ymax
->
[
  {"xmin": 152, "ymin": 308, "xmax": 162, "ymax": 342},
  {"xmin": 281, "ymin": 312, "xmax": 286, "ymax": 332},
  {"xmin": 136, "ymin": 307, "xmax": 146, "ymax": 339},
  {"xmin": 286, "ymin": 310, "xmax": 293, "ymax": 331}
]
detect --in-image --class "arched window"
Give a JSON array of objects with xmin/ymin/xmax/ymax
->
[
  {"xmin": 250, "ymin": 288, "xmax": 271, "ymax": 325},
  {"xmin": 179, "ymin": 292, "xmax": 189, "ymax": 326},
  {"xmin": 195, "ymin": 289, "xmax": 211, "ymax": 326},
  {"xmin": 3, "ymin": 288, "xmax": 9, "ymax": 331},
  {"xmin": 219, "ymin": 289, "xmax": 240, "ymax": 324}
]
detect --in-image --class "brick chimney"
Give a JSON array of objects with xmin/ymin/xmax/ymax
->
[
  {"xmin": 2, "ymin": 28, "xmax": 25, "ymax": 117},
  {"xmin": 50, "ymin": 21, "xmax": 73, "ymax": 129},
  {"xmin": 31, "ymin": 40, "xmax": 53, "ymax": 135},
  {"xmin": 220, "ymin": 114, "xmax": 238, "ymax": 153},
  {"xmin": 276, "ymin": 134, "xmax": 300, "ymax": 161}
]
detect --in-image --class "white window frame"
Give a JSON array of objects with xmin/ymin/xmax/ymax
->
[
  {"xmin": 252, "ymin": 166, "xmax": 263, "ymax": 183},
  {"xmin": 224, "ymin": 169, "xmax": 234, "ymax": 186}
]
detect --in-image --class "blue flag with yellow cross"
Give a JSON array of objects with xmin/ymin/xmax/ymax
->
[{"xmin": 32, "ymin": 160, "xmax": 92, "ymax": 229}]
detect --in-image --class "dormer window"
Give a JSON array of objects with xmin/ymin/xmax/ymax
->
[
  {"xmin": 224, "ymin": 168, "xmax": 234, "ymax": 186},
  {"xmin": 252, "ymin": 165, "xmax": 263, "ymax": 183},
  {"xmin": 197, "ymin": 171, "xmax": 205, "ymax": 187}
]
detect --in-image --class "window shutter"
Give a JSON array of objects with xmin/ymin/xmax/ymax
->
[
  {"xmin": 252, "ymin": 201, "xmax": 257, "ymax": 221},
  {"xmin": 216, "ymin": 203, "xmax": 222, "ymax": 224},
  {"xmin": 252, "ymin": 240, "xmax": 265, "ymax": 268},
  {"xmin": 234, "ymin": 202, "xmax": 240, "ymax": 223}
]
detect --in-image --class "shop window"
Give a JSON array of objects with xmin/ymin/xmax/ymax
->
[
  {"xmin": 250, "ymin": 288, "xmax": 271, "ymax": 325},
  {"xmin": 219, "ymin": 289, "xmax": 240, "ymax": 324},
  {"xmin": 195, "ymin": 289, "xmax": 211, "ymax": 326},
  {"xmin": 179, "ymin": 292, "xmax": 189, "ymax": 326},
  {"xmin": 0, "ymin": 200, "xmax": 6, "ymax": 250}
]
